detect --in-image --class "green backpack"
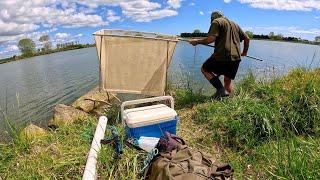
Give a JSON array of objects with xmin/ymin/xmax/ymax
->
[{"xmin": 144, "ymin": 145, "xmax": 233, "ymax": 180}]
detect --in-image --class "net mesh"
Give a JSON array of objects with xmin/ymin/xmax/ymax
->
[{"xmin": 94, "ymin": 29, "xmax": 178, "ymax": 96}]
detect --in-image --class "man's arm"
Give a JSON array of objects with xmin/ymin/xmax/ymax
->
[
  {"xmin": 189, "ymin": 36, "xmax": 216, "ymax": 46},
  {"xmin": 241, "ymin": 36, "xmax": 250, "ymax": 56},
  {"xmin": 239, "ymin": 26, "xmax": 250, "ymax": 56}
]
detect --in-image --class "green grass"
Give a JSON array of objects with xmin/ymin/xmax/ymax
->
[
  {"xmin": 224, "ymin": 135, "xmax": 320, "ymax": 179},
  {"xmin": 180, "ymin": 68, "xmax": 320, "ymax": 179},
  {"xmin": 0, "ymin": 118, "xmax": 96, "ymax": 179},
  {"xmin": 0, "ymin": 68, "xmax": 319, "ymax": 179},
  {"xmin": 192, "ymin": 68, "xmax": 320, "ymax": 149}
]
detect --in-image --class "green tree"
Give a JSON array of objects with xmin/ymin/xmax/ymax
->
[
  {"xmin": 273, "ymin": 34, "xmax": 283, "ymax": 40},
  {"xmin": 269, "ymin": 32, "xmax": 275, "ymax": 38},
  {"xmin": 315, "ymin": 36, "xmax": 320, "ymax": 42},
  {"xmin": 39, "ymin": 34, "xmax": 52, "ymax": 51},
  {"xmin": 18, "ymin": 38, "xmax": 36, "ymax": 57},
  {"xmin": 245, "ymin": 31, "xmax": 254, "ymax": 38},
  {"xmin": 193, "ymin": 29, "xmax": 201, "ymax": 33}
]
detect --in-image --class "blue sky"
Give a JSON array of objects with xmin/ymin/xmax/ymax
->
[{"xmin": 0, "ymin": 0, "xmax": 319, "ymax": 59}]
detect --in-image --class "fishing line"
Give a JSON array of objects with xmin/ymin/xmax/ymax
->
[{"xmin": 192, "ymin": 46, "xmax": 197, "ymax": 88}]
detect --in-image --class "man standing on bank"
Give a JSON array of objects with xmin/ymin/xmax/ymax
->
[{"xmin": 189, "ymin": 11, "xmax": 250, "ymax": 97}]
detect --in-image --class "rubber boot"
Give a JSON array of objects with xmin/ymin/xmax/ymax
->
[
  {"xmin": 213, "ymin": 87, "xmax": 229, "ymax": 99},
  {"xmin": 209, "ymin": 76, "xmax": 229, "ymax": 99},
  {"xmin": 209, "ymin": 76, "xmax": 223, "ymax": 90}
]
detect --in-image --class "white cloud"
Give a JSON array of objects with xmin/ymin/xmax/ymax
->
[
  {"xmin": 0, "ymin": 0, "xmax": 183, "ymax": 58},
  {"xmin": 0, "ymin": 20, "xmax": 39, "ymax": 36},
  {"xmin": 120, "ymin": 0, "xmax": 178, "ymax": 22},
  {"xmin": 189, "ymin": 2, "xmax": 195, "ymax": 6},
  {"xmin": 76, "ymin": 0, "xmax": 132, "ymax": 8},
  {"xmin": 230, "ymin": 0, "xmax": 320, "ymax": 11},
  {"xmin": 0, "ymin": 28, "xmax": 58, "ymax": 48},
  {"xmin": 57, "ymin": 13, "xmax": 108, "ymax": 28},
  {"xmin": 0, "ymin": 0, "xmax": 180, "ymax": 37},
  {"xmin": 167, "ymin": 0, "xmax": 182, "ymax": 9},
  {"xmin": 107, "ymin": 10, "xmax": 122, "ymax": 22},
  {"xmin": 0, "ymin": 28, "xmax": 60, "ymax": 57},
  {"xmin": 199, "ymin": 11, "xmax": 204, "ymax": 15},
  {"xmin": 72, "ymin": 0, "xmax": 180, "ymax": 23},
  {"xmin": 5, "ymin": 45, "xmax": 19, "ymax": 52},
  {"xmin": 315, "ymin": 16, "xmax": 320, "ymax": 19},
  {"xmin": 0, "ymin": 0, "xmax": 107, "ymax": 37},
  {"xmin": 0, "ymin": 44, "xmax": 19, "ymax": 57},
  {"xmin": 55, "ymin": 33, "xmax": 70, "ymax": 39},
  {"xmin": 50, "ymin": 32, "xmax": 84, "ymax": 48}
]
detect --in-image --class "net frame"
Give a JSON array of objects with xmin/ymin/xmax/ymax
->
[{"xmin": 93, "ymin": 29, "xmax": 178, "ymax": 96}]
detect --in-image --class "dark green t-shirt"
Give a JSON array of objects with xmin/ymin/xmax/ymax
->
[{"xmin": 208, "ymin": 17, "xmax": 248, "ymax": 61}]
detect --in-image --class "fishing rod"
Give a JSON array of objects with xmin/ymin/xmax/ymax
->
[{"xmin": 178, "ymin": 38, "xmax": 264, "ymax": 62}]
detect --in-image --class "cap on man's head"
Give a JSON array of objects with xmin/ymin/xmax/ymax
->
[{"xmin": 211, "ymin": 11, "xmax": 224, "ymax": 21}]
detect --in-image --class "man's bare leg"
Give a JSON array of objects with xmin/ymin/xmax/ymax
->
[
  {"xmin": 224, "ymin": 76, "xmax": 233, "ymax": 94},
  {"xmin": 201, "ymin": 66, "xmax": 214, "ymax": 80}
]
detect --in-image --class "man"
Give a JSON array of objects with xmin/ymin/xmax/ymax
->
[{"xmin": 189, "ymin": 11, "xmax": 250, "ymax": 97}]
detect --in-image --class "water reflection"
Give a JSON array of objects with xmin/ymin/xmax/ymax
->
[{"xmin": 0, "ymin": 48, "xmax": 99, "ymax": 136}]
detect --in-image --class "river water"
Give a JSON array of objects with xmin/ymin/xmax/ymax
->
[{"xmin": 0, "ymin": 40, "xmax": 319, "ymax": 136}]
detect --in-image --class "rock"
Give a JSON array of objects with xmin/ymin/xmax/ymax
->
[
  {"xmin": 91, "ymin": 104, "xmax": 111, "ymax": 117},
  {"xmin": 74, "ymin": 99, "xmax": 95, "ymax": 113},
  {"xmin": 48, "ymin": 104, "xmax": 88, "ymax": 127},
  {"xmin": 20, "ymin": 124, "xmax": 47, "ymax": 139},
  {"xmin": 30, "ymin": 143, "xmax": 60, "ymax": 156},
  {"xmin": 72, "ymin": 86, "xmax": 118, "ymax": 113}
]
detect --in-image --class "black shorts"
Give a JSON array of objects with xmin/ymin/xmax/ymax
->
[{"xmin": 202, "ymin": 56, "xmax": 241, "ymax": 80}]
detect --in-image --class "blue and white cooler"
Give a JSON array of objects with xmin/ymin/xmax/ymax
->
[{"xmin": 121, "ymin": 96, "xmax": 178, "ymax": 139}]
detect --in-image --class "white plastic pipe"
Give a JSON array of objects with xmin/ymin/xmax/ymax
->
[{"xmin": 83, "ymin": 116, "xmax": 108, "ymax": 180}]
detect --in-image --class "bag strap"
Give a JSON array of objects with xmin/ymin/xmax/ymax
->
[
  {"xmin": 198, "ymin": 150, "xmax": 233, "ymax": 178},
  {"xmin": 170, "ymin": 135, "xmax": 186, "ymax": 145},
  {"xmin": 211, "ymin": 163, "xmax": 233, "ymax": 178},
  {"xmin": 165, "ymin": 131, "xmax": 186, "ymax": 145}
]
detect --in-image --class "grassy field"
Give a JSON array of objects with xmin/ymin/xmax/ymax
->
[{"xmin": 0, "ymin": 68, "xmax": 319, "ymax": 179}]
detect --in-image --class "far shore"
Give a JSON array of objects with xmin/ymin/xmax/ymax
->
[
  {"xmin": 181, "ymin": 37, "xmax": 320, "ymax": 46},
  {"xmin": 0, "ymin": 44, "xmax": 95, "ymax": 65}
]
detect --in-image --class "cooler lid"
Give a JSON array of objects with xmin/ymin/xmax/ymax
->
[{"xmin": 124, "ymin": 104, "xmax": 177, "ymax": 128}]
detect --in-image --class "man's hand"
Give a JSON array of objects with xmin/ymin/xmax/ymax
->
[
  {"xmin": 242, "ymin": 37, "xmax": 250, "ymax": 57},
  {"xmin": 241, "ymin": 52, "xmax": 247, "ymax": 56},
  {"xmin": 189, "ymin": 40, "xmax": 198, "ymax": 46}
]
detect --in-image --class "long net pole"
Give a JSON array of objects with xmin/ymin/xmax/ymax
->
[{"xmin": 179, "ymin": 38, "xmax": 264, "ymax": 62}]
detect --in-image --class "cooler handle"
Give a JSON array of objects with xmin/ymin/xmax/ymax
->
[{"xmin": 121, "ymin": 96, "xmax": 174, "ymax": 125}]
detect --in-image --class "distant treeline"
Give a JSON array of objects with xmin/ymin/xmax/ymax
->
[
  {"xmin": 180, "ymin": 32, "xmax": 208, "ymax": 38},
  {"xmin": 252, "ymin": 34, "xmax": 301, "ymax": 41},
  {"xmin": 0, "ymin": 35, "xmax": 96, "ymax": 64},
  {"xmin": 33, "ymin": 43, "xmax": 95, "ymax": 57},
  {"xmin": 251, "ymin": 33, "xmax": 320, "ymax": 45},
  {"xmin": 180, "ymin": 30, "xmax": 320, "ymax": 45}
]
